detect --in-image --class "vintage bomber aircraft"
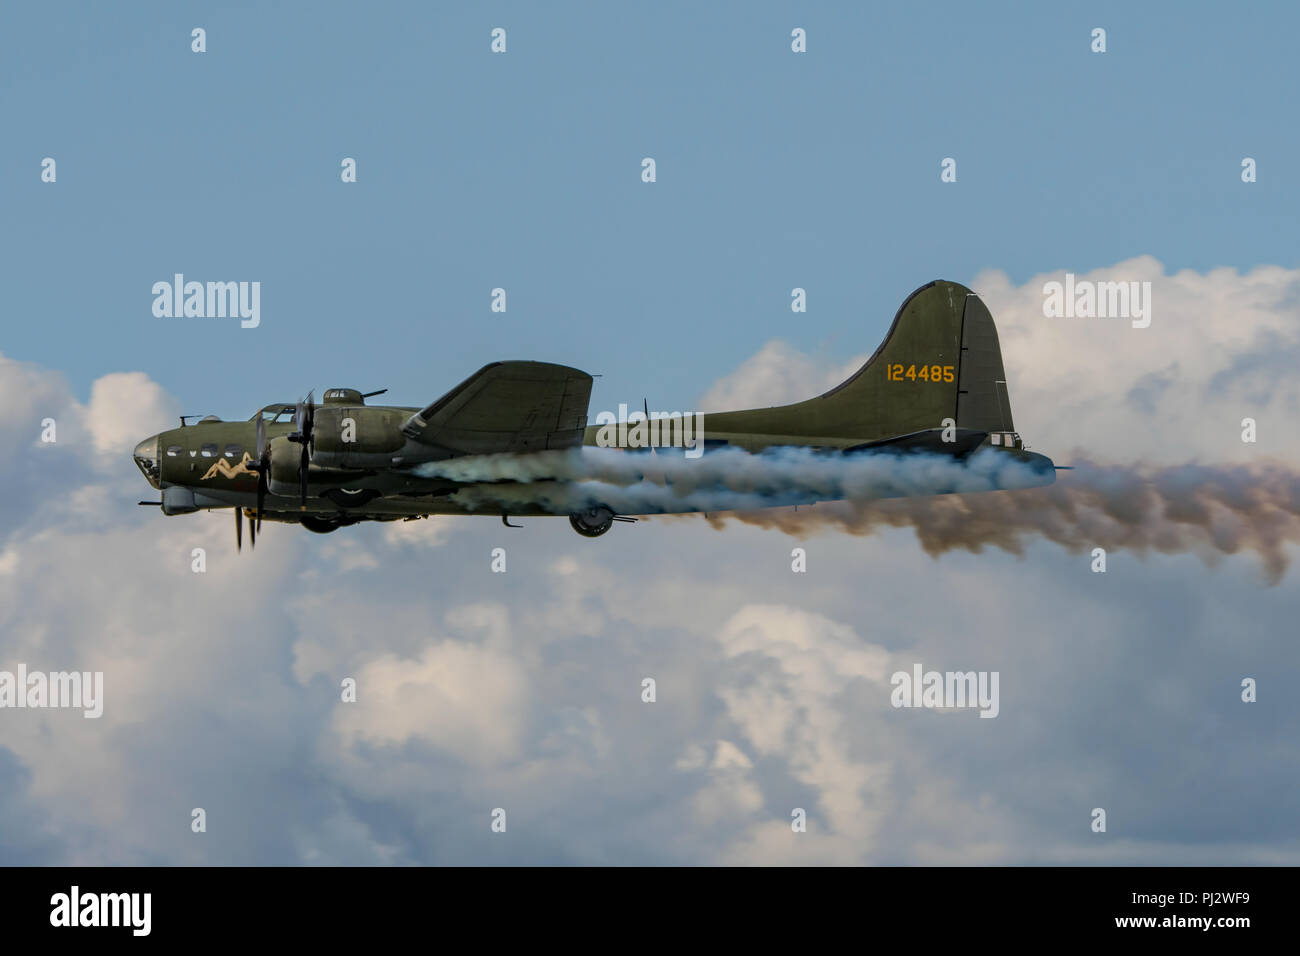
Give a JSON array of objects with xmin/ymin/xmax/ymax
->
[{"xmin": 132, "ymin": 280, "xmax": 1056, "ymax": 546}]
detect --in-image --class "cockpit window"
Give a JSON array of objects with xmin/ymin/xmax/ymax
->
[
  {"xmin": 259, "ymin": 406, "xmax": 297, "ymax": 422},
  {"xmin": 166, "ymin": 445, "xmax": 182, "ymax": 457},
  {"xmin": 223, "ymin": 444, "xmax": 242, "ymax": 458},
  {"xmin": 200, "ymin": 443, "xmax": 218, "ymax": 458}
]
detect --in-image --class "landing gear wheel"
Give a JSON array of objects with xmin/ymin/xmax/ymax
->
[{"xmin": 569, "ymin": 506, "xmax": 615, "ymax": 538}]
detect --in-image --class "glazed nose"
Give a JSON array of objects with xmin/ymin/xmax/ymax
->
[{"xmin": 132, "ymin": 434, "xmax": 161, "ymax": 486}]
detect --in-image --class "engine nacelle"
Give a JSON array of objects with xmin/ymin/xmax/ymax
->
[
  {"xmin": 267, "ymin": 436, "xmax": 303, "ymax": 497},
  {"xmin": 309, "ymin": 406, "xmax": 407, "ymax": 468}
]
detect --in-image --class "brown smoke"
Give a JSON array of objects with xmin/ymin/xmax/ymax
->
[{"xmin": 682, "ymin": 458, "xmax": 1300, "ymax": 584}]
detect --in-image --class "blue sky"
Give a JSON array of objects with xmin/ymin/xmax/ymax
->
[{"xmin": 2, "ymin": 1, "xmax": 1295, "ymax": 417}]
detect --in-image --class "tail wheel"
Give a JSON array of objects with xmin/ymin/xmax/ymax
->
[{"xmin": 569, "ymin": 506, "xmax": 615, "ymax": 538}]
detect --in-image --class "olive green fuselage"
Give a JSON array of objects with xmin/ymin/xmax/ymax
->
[{"xmin": 132, "ymin": 281, "xmax": 1056, "ymax": 530}]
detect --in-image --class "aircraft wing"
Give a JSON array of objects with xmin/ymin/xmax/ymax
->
[{"xmin": 400, "ymin": 361, "xmax": 593, "ymax": 455}]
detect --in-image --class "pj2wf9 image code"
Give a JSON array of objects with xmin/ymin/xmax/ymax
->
[{"xmin": 886, "ymin": 364, "xmax": 955, "ymax": 382}]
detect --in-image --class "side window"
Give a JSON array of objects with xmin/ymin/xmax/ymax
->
[
  {"xmin": 166, "ymin": 445, "xmax": 182, "ymax": 457},
  {"xmin": 200, "ymin": 443, "xmax": 218, "ymax": 458},
  {"xmin": 223, "ymin": 444, "xmax": 242, "ymax": 458}
]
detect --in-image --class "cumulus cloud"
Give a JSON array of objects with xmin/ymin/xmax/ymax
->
[
  {"xmin": 700, "ymin": 605, "xmax": 895, "ymax": 864},
  {"xmin": 84, "ymin": 372, "xmax": 176, "ymax": 459},
  {"xmin": 977, "ymin": 257, "xmax": 1300, "ymax": 464},
  {"xmin": 1, "ymin": 261, "xmax": 1297, "ymax": 866},
  {"xmin": 697, "ymin": 342, "xmax": 869, "ymax": 413},
  {"xmin": 330, "ymin": 623, "xmax": 532, "ymax": 766},
  {"xmin": 697, "ymin": 258, "xmax": 1300, "ymax": 464},
  {"xmin": 0, "ymin": 353, "xmax": 178, "ymax": 538},
  {"xmin": 0, "ymin": 353, "xmax": 176, "ymax": 462}
]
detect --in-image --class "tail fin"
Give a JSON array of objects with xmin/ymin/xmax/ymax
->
[
  {"xmin": 706, "ymin": 280, "xmax": 1017, "ymax": 444},
  {"xmin": 816, "ymin": 279, "xmax": 1015, "ymax": 438},
  {"xmin": 800, "ymin": 278, "xmax": 1013, "ymax": 439}
]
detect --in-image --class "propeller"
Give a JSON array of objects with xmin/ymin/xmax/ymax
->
[
  {"xmin": 255, "ymin": 414, "xmax": 268, "ymax": 530},
  {"xmin": 287, "ymin": 390, "xmax": 315, "ymax": 509},
  {"xmin": 240, "ymin": 414, "xmax": 270, "ymax": 547},
  {"xmin": 235, "ymin": 506, "xmax": 242, "ymax": 552}
]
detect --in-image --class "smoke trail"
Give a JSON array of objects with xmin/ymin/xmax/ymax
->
[
  {"xmin": 417, "ymin": 445, "xmax": 1056, "ymax": 515},
  {"xmin": 705, "ymin": 458, "xmax": 1300, "ymax": 584},
  {"xmin": 416, "ymin": 448, "xmax": 1300, "ymax": 582}
]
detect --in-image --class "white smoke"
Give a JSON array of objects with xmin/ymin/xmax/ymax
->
[
  {"xmin": 417, "ymin": 447, "xmax": 1300, "ymax": 583},
  {"xmin": 416, "ymin": 446, "xmax": 1054, "ymax": 516}
]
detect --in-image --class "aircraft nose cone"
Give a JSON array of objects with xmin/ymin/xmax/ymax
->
[{"xmin": 132, "ymin": 434, "xmax": 161, "ymax": 487}]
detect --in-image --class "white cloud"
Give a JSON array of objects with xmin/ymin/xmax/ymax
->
[
  {"xmin": 330, "ymin": 638, "xmax": 531, "ymax": 766},
  {"xmin": 974, "ymin": 258, "xmax": 1300, "ymax": 463},
  {"xmin": 84, "ymin": 372, "xmax": 176, "ymax": 459},
  {"xmin": 1, "ymin": 275, "xmax": 1298, "ymax": 866},
  {"xmin": 696, "ymin": 341, "xmax": 868, "ymax": 413},
  {"xmin": 699, "ymin": 605, "xmax": 894, "ymax": 863},
  {"xmin": 693, "ymin": 259, "xmax": 1300, "ymax": 464},
  {"xmin": 0, "ymin": 352, "xmax": 78, "ymax": 444},
  {"xmin": 381, "ymin": 515, "xmax": 468, "ymax": 549}
]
